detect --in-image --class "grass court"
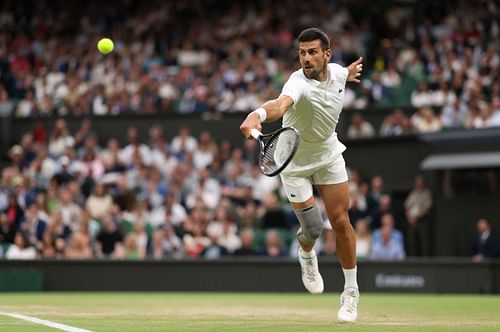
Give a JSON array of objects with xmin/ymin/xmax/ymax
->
[{"xmin": 1, "ymin": 292, "xmax": 499, "ymax": 331}]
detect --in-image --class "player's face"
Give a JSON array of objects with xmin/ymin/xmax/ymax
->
[{"xmin": 299, "ymin": 40, "xmax": 331, "ymax": 80}]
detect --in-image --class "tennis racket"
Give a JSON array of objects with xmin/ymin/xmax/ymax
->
[{"xmin": 250, "ymin": 127, "xmax": 300, "ymax": 177}]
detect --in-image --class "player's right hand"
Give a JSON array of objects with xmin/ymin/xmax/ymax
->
[{"xmin": 239, "ymin": 113, "xmax": 262, "ymax": 139}]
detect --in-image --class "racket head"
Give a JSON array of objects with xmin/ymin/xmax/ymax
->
[{"xmin": 258, "ymin": 126, "xmax": 300, "ymax": 176}]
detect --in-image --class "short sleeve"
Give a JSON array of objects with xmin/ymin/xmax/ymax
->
[
  {"xmin": 330, "ymin": 63, "xmax": 349, "ymax": 86},
  {"xmin": 280, "ymin": 76, "xmax": 305, "ymax": 105}
]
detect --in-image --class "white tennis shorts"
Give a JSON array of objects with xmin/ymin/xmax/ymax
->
[{"xmin": 280, "ymin": 153, "xmax": 348, "ymax": 203}]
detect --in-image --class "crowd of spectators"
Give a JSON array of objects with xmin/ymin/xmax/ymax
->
[
  {"xmin": 0, "ymin": 119, "xmax": 427, "ymax": 261},
  {"xmin": 1, "ymin": 0, "xmax": 499, "ymax": 261},
  {"xmin": 0, "ymin": 0, "xmax": 497, "ymax": 133}
]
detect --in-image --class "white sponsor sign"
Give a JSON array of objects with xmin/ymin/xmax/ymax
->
[{"xmin": 375, "ymin": 273, "xmax": 426, "ymax": 288}]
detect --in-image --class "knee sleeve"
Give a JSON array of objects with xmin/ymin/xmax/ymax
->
[{"xmin": 294, "ymin": 204, "xmax": 323, "ymax": 246}]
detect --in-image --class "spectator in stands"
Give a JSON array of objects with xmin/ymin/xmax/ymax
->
[
  {"xmin": 354, "ymin": 219, "xmax": 371, "ymax": 259},
  {"xmin": 369, "ymin": 224, "xmax": 405, "ymax": 261},
  {"xmin": 249, "ymin": 165, "xmax": 280, "ymax": 204},
  {"xmin": 121, "ymin": 233, "xmax": 144, "ymax": 260},
  {"xmin": 441, "ymin": 99, "xmax": 467, "ymax": 129},
  {"xmin": 0, "ymin": 172, "xmax": 9, "ymax": 212},
  {"xmin": 8, "ymin": 145, "xmax": 24, "ymax": 173},
  {"xmin": 471, "ymin": 218, "xmax": 500, "ymax": 262},
  {"xmin": 39, "ymin": 232, "xmax": 58, "ymax": 259},
  {"xmin": 151, "ymin": 190, "xmax": 187, "ymax": 230},
  {"xmin": 5, "ymin": 231, "xmax": 37, "ymax": 260},
  {"xmin": 48, "ymin": 119, "xmax": 74, "ymax": 158},
  {"xmin": 183, "ymin": 214, "xmax": 210, "ymax": 257},
  {"xmin": 471, "ymin": 104, "xmax": 494, "ymax": 129},
  {"xmin": 370, "ymin": 194, "xmax": 401, "ymax": 231},
  {"xmin": 236, "ymin": 202, "xmax": 259, "ymax": 229},
  {"xmin": 161, "ymin": 224, "xmax": 184, "ymax": 258},
  {"xmin": 380, "ymin": 63, "xmax": 401, "ymax": 89},
  {"xmin": 46, "ymin": 210, "xmax": 71, "ymax": 245},
  {"xmin": 53, "ymin": 156, "xmax": 74, "ymax": 186},
  {"xmin": 57, "ymin": 187, "xmax": 82, "ymax": 232},
  {"xmin": 380, "ymin": 109, "xmax": 413, "ymax": 137},
  {"xmin": 3, "ymin": 193, "xmax": 24, "ymax": 232},
  {"xmin": 74, "ymin": 119, "xmax": 96, "ymax": 149},
  {"xmin": 411, "ymin": 83, "xmax": 434, "ymax": 108},
  {"xmin": 262, "ymin": 230, "xmax": 286, "ymax": 257},
  {"xmin": 170, "ymin": 126, "xmax": 198, "ymax": 159},
  {"xmin": 19, "ymin": 133, "xmax": 37, "ymax": 170},
  {"xmin": 433, "ymin": 81, "xmax": 456, "ymax": 108},
  {"xmin": 405, "ymin": 176, "xmax": 433, "ymax": 256},
  {"xmin": 148, "ymin": 230, "xmax": 166, "ymax": 259},
  {"xmin": 0, "ymin": 212, "xmax": 16, "ymax": 244},
  {"xmin": 346, "ymin": 113, "xmax": 375, "ymax": 139},
  {"xmin": 20, "ymin": 202, "xmax": 47, "ymax": 247},
  {"xmin": 193, "ymin": 131, "xmax": 218, "ymax": 170},
  {"xmin": 119, "ymin": 127, "xmax": 153, "ymax": 167},
  {"xmin": 86, "ymin": 183, "xmax": 113, "ymax": 221},
  {"xmin": 64, "ymin": 232, "xmax": 93, "ymax": 259},
  {"xmin": 368, "ymin": 175, "xmax": 386, "ymax": 212},
  {"xmin": 259, "ymin": 192, "xmax": 290, "ymax": 230},
  {"xmin": 241, "ymin": 138, "xmax": 259, "ymax": 167},
  {"xmin": 372, "ymin": 213, "xmax": 404, "ymax": 245},
  {"xmin": 489, "ymin": 97, "xmax": 500, "ymax": 127},
  {"xmin": 185, "ymin": 168, "xmax": 221, "ymax": 210},
  {"xmin": 201, "ymin": 232, "xmax": 229, "ymax": 259},
  {"xmin": 111, "ymin": 175, "xmax": 135, "ymax": 212},
  {"xmin": 206, "ymin": 207, "xmax": 241, "ymax": 254},
  {"xmin": 411, "ymin": 107, "xmax": 442, "ymax": 133},
  {"xmin": 220, "ymin": 164, "xmax": 252, "ymax": 206},
  {"xmin": 319, "ymin": 229, "xmax": 336, "ymax": 257},
  {"xmin": 233, "ymin": 228, "xmax": 259, "ymax": 256},
  {"xmin": 367, "ymin": 73, "xmax": 389, "ymax": 104},
  {"xmin": 0, "ymin": 84, "xmax": 13, "ymax": 117},
  {"xmin": 95, "ymin": 213, "xmax": 124, "ymax": 258},
  {"xmin": 128, "ymin": 220, "xmax": 149, "ymax": 256}
]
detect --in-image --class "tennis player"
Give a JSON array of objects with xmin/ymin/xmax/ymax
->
[{"xmin": 240, "ymin": 27, "xmax": 363, "ymax": 323}]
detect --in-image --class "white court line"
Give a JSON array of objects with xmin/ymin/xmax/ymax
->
[{"xmin": 0, "ymin": 311, "xmax": 93, "ymax": 332}]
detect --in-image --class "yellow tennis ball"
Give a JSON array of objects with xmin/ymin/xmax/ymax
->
[{"xmin": 97, "ymin": 38, "xmax": 114, "ymax": 54}]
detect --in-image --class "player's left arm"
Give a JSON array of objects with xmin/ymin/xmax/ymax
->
[{"xmin": 346, "ymin": 57, "xmax": 363, "ymax": 83}]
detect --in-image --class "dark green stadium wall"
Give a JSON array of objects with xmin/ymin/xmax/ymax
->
[{"xmin": 0, "ymin": 259, "xmax": 498, "ymax": 293}]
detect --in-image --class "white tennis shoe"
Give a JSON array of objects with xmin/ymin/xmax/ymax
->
[
  {"xmin": 338, "ymin": 287, "xmax": 359, "ymax": 323},
  {"xmin": 298, "ymin": 248, "xmax": 324, "ymax": 294}
]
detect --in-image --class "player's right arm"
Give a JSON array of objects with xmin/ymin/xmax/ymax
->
[{"xmin": 239, "ymin": 95, "xmax": 294, "ymax": 138}]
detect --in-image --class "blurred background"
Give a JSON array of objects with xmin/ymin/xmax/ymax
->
[{"xmin": 0, "ymin": 0, "xmax": 499, "ymax": 292}]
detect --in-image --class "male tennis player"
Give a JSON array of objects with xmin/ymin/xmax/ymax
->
[{"xmin": 240, "ymin": 28, "xmax": 363, "ymax": 323}]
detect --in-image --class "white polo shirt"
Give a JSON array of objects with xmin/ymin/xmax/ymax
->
[{"xmin": 279, "ymin": 63, "xmax": 349, "ymax": 173}]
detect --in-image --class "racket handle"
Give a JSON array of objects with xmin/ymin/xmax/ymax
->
[{"xmin": 250, "ymin": 128, "xmax": 262, "ymax": 139}]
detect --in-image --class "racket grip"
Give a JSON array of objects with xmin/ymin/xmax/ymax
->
[{"xmin": 250, "ymin": 128, "xmax": 262, "ymax": 139}]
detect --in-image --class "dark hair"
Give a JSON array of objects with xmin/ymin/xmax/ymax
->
[{"xmin": 298, "ymin": 28, "xmax": 330, "ymax": 50}]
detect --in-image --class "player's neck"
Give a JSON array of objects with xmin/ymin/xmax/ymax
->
[
  {"xmin": 317, "ymin": 70, "xmax": 328, "ymax": 82},
  {"xmin": 309, "ymin": 66, "xmax": 328, "ymax": 82}
]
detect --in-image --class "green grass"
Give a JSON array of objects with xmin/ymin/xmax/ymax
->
[{"xmin": 1, "ymin": 293, "xmax": 499, "ymax": 331}]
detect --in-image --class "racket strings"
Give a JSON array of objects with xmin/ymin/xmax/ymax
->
[{"xmin": 260, "ymin": 130, "xmax": 297, "ymax": 175}]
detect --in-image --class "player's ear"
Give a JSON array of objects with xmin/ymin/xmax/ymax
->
[{"xmin": 324, "ymin": 48, "xmax": 332, "ymax": 60}]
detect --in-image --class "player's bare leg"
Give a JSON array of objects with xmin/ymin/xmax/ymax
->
[
  {"xmin": 317, "ymin": 182, "xmax": 359, "ymax": 323},
  {"xmin": 292, "ymin": 196, "xmax": 324, "ymax": 294}
]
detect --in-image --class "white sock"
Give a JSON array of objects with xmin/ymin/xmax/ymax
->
[
  {"xmin": 342, "ymin": 266, "xmax": 358, "ymax": 289},
  {"xmin": 299, "ymin": 247, "xmax": 315, "ymax": 258}
]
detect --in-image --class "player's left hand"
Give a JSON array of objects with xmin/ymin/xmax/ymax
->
[{"xmin": 347, "ymin": 57, "xmax": 363, "ymax": 83}]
